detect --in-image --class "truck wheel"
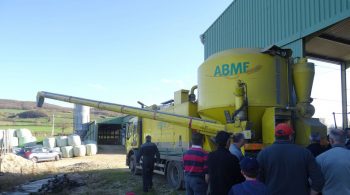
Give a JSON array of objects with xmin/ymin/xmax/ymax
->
[
  {"xmin": 129, "ymin": 154, "xmax": 141, "ymax": 175},
  {"xmin": 167, "ymin": 161, "xmax": 184, "ymax": 190}
]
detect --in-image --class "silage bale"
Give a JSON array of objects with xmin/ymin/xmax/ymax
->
[
  {"xmin": 19, "ymin": 136, "xmax": 37, "ymax": 147},
  {"xmin": 68, "ymin": 134, "xmax": 81, "ymax": 146},
  {"xmin": 73, "ymin": 145, "xmax": 86, "ymax": 157},
  {"xmin": 56, "ymin": 136, "xmax": 68, "ymax": 147},
  {"xmin": 61, "ymin": 146, "xmax": 74, "ymax": 158},
  {"xmin": 15, "ymin": 128, "xmax": 32, "ymax": 137},
  {"xmin": 7, "ymin": 129, "xmax": 17, "ymax": 137},
  {"xmin": 51, "ymin": 147, "xmax": 61, "ymax": 153},
  {"xmin": 83, "ymin": 140, "xmax": 97, "ymax": 145},
  {"xmin": 0, "ymin": 130, "xmax": 5, "ymax": 139},
  {"xmin": 11, "ymin": 137, "xmax": 19, "ymax": 147},
  {"xmin": 86, "ymin": 144, "xmax": 97, "ymax": 156},
  {"xmin": 43, "ymin": 137, "xmax": 56, "ymax": 148}
]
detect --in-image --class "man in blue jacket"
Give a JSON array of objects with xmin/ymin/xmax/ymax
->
[{"xmin": 257, "ymin": 123, "xmax": 324, "ymax": 195}]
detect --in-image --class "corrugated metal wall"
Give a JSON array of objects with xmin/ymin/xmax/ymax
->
[{"xmin": 203, "ymin": 0, "xmax": 350, "ymax": 58}]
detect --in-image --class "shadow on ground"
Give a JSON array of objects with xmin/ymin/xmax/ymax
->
[
  {"xmin": 1, "ymin": 168, "xmax": 185, "ymax": 195},
  {"xmin": 97, "ymin": 145, "xmax": 126, "ymax": 155}
]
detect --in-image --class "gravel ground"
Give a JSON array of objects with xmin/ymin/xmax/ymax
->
[{"xmin": 0, "ymin": 145, "xmax": 185, "ymax": 195}]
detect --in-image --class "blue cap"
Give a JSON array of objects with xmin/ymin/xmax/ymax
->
[{"xmin": 240, "ymin": 157, "xmax": 259, "ymax": 173}]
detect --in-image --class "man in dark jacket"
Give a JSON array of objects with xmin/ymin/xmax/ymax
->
[
  {"xmin": 137, "ymin": 135, "xmax": 160, "ymax": 192},
  {"xmin": 208, "ymin": 131, "xmax": 245, "ymax": 195},
  {"xmin": 306, "ymin": 132, "xmax": 328, "ymax": 157},
  {"xmin": 257, "ymin": 123, "xmax": 324, "ymax": 195},
  {"xmin": 345, "ymin": 128, "xmax": 350, "ymax": 149}
]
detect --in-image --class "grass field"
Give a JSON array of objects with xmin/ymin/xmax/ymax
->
[
  {"xmin": 0, "ymin": 106, "xmax": 111, "ymax": 143},
  {"xmin": 0, "ymin": 108, "xmax": 75, "ymax": 142}
]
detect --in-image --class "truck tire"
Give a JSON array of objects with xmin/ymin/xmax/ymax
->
[
  {"xmin": 129, "ymin": 154, "xmax": 141, "ymax": 175},
  {"xmin": 166, "ymin": 161, "xmax": 184, "ymax": 190}
]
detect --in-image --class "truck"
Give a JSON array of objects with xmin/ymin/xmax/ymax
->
[{"xmin": 36, "ymin": 46, "xmax": 327, "ymax": 189}]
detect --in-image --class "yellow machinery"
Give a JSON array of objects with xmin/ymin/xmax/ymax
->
[{"xmin": 36, "ymin": 47, "xmax": 326, "ymax": 189}]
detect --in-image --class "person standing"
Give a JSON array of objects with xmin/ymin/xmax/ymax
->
[
  {"xmin": 257, "ymin": 123, "xmax": 324, "ymax": 195},
  {"xmin": 316, "ymin": 128, "xmax": 350, "ymax": 195},
  {"xmin": 306, "ymin": 132, "xmax": 327, "ymax": 157},
  {"xmin": 183, "ymin": 132, "xmax": 208, "ymax": 195},
  {"xmin": 229, "ymin": 133, "xmax": 245, "ymax": 161},
  {"xmin": 208, "ymin": 131, "xmax": 245, "ymax": 195},
  {"xmin": 228, "ymin": 157, "xmax": 269, "ymax": 195},
  {"xmin": 345, "ymin": 128, "xmax": 350, "ymax": 149},
  {"xmin": 136, "ymin": 135, "xmax": 160, "ymax": 193}
]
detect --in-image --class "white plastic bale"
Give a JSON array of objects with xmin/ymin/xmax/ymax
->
[
  {"xmin": 56, "ymin": 136, "xmax": 68, "ymax": 147},
  {"xmin": 61, "ymin": 146, "xmax": 74, "ymax": 158},
  {"xmin": 83, "ymin": 140, "xmax": 97, "ymax": 145},
  {"xmin": 15, "ymin": 128, "xmax": 32, "ymax": 138},
  {"xmin": 86, "ymin": 144, "xmax": 97, "ymax": 156},
  {"xmin": 0, "ymin": 130, "xmax": 4, "ymax": 139},
  {"xmin": 11, "ymin": 137, "xmax": 19, "ymax": 147},
  {"xmin": 73, "ymin": 145, "xmax": 86, "ymax": 157},
  {"xmin": 43, "ymin": 137, "xmax": 56, "ymax": 148},
  {"xmin": 19, "ymin": 136, "xmax": 37, "ymax": 146},
  {"xmin": 68, "ymin": 135, "xmax": 81, "ymax": 146},
  {"xmin": 52, "ymin": 147, "xmax": 61, "ymax": 153},
  {"xmin": 7, "ymin": 129, "xmax": 17, "ymax": 137}
]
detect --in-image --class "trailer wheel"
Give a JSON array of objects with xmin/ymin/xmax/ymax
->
[
  {"xmin": 166, "ymin": 161, "xmax": 184, "ymax": 190},
  {"xmin": 129, "ymin": 154, "xmax": 141, "ymax": 175}
]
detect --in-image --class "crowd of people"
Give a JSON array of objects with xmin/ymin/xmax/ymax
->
[
  {"xmin": 136, "ymin": 124, "xmax": 350, "ymax": 195},
  {"xmin": 183, "ymin": 124, "xmax": 350, "ymax": 195}
]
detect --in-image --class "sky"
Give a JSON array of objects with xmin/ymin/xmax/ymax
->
[
  {"xmin": 0, "ymin": 0, "xmax": 232, "ymax": 107},
  {"xmin": 0, "ymin": 1, "xmax": 347, "ymax": 127}
]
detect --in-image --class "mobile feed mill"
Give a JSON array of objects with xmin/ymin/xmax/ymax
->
[{"xmin": 36, "ymin": 47, "xmax": 326, "ymax": 189}]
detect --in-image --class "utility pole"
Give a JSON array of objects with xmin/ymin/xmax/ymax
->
[{"xmin": 51, "ymin": 114, "xmax": 55, "ymax": 136}]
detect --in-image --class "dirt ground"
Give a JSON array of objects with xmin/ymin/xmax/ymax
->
[
  {"xmin": 47, "ymin": 145, "xmax": 128, "ymax": 171},
  {"xmin": 0, "ymin": 145, "xmax": 185, "ymax": 195}
]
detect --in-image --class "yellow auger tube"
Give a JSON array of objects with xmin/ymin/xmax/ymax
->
[{"xmin": 36, "ymin": 91, "xmax": 226, "ymax": 135}]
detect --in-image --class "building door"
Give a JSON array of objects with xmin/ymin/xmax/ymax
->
[{"xmin": 97, "ymin": 124, "xmax": 121, "ymax": 145}]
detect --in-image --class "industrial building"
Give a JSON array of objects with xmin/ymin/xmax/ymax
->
[
  {"xmin": 201, "ymin": 0, "xmax": 350, "ymax": 128},
  {"xmin": 84, "ymin": 116, "xmax": 132, "ymax": 145}
]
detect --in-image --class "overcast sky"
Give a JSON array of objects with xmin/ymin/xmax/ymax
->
[{"xmin": 0, "ymin": 1, "xmax": 347, "ymax": 127}]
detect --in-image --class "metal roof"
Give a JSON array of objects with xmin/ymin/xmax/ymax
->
[
  {"xmin": 305, "ymin": 18, "xmax": 350, "ymax": 63},
  {"xmin": 202, "ymin": 0, "xmax": 350, "ymax": 60}
]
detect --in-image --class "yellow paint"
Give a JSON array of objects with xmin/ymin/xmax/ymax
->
[
  {"xmin": 198, "ymin": 48, "xmax": 289, "ymax": 124},
  {"xmin": 37, "ymin": 48, "xmax": 327, "ymax": 154},
  {"xmin": 262, "ymin": 107, "xmax": 276, "ymax": 145},
  {"xmin": 295, "ymin": 118, "xmax": 327, "ymax": 146},
  {"xmin": 293, "ymin": 58, "xmax": 315, "ymax": 103}
]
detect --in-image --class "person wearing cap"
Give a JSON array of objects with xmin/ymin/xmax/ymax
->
[
  {"xmin": 229, "ymin": 133, "xmax": 245, "ymax": 161},
  {"xmin": 137, "ymin": 135, "xmax": 160, "ymax": 193},
  {"xmin": 228, "ymin": 157, "xmax": 269, "ymax": 195},
  {"xmin": 183, "ymin": 132, "xmax": 208, "ymax": 195},
  {"xmin": 316, "ymin": 128, "xmax": 350, "ymax": 195},
  {"xmin": 257, "ymin": 123, "xmax": 324, "ymax": 195},
  {"xmin": 306, "ymin": 132, "xmax": 328, "ymax": 157},
  {"xmin": 207, "ymin": 131, "xmax": 245, "ymax": 195}
]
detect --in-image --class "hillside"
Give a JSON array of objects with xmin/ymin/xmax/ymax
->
[
  {"xmin": 0, "ymin": 99, "xmax": 119, "ymax": 117},
  {"xmin": 0, "ymin": 99, "xmax": 122, "ymax": 141}
]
